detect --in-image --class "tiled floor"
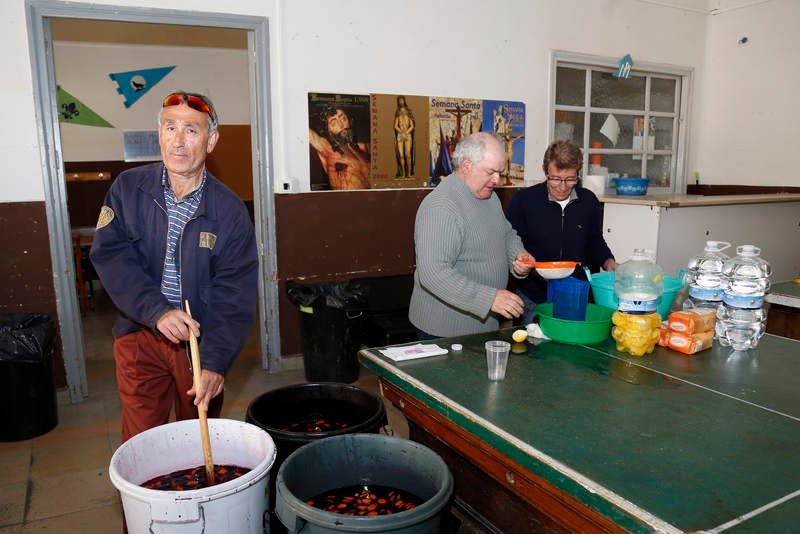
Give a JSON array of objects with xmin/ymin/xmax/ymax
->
[{"xmin": 0, "ymin": 290, "xmax": 419, "ymax": 533}]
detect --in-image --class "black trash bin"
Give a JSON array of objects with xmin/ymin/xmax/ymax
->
[
  {"xmin": 0, "ymin": 313, "xmax": 58, "ymax": 442},
  {"xmin": 286, "ymin": 280, "xmax": 367, "ymax": 383}
]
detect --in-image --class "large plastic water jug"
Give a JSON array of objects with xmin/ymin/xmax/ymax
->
[
  {"xmin": 612, "ymin": 249, "xmax": 663, "ymax": 356},
  {"xmin": 614, "ymin": 249, "xmax": 663, "ymax": 314},
  {"xmin": 716, "ymin": 245, "xmax": 771, "ymax": 350},
  {"xmin": 686, "ymin": 240, "xmax": 730, "ymax": 304},
  {"xmin": 721, "ymin": 245, "xmax": 771, "ymax": 309}
]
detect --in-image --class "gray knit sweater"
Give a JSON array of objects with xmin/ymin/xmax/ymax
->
[{"xmin": 409, "ymin": 172, "xmax": 525, "ymax": 337}]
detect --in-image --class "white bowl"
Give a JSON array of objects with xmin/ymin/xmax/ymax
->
[{"xmin": 537, "ymin": 267, "xmax": 575, "ymax": 280}]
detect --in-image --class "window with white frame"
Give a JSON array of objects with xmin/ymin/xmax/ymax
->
[{"xmin": 550, "ymin": 52, "xmax": 692, "ymax": 193}]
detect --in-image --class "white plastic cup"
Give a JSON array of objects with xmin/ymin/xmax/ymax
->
[{"xmin": 485, "ymin": 340, "xmax": 511, "ymax": 381}]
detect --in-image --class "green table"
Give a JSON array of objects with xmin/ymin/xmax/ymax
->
[{"xmin": 359, "ymin": 332, "xmax": 800, "ymax": 533}]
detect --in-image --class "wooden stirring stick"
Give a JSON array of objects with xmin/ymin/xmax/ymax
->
[{"xmin": 185, "ymin": 300, "xmax": 216, "ymax": 486}]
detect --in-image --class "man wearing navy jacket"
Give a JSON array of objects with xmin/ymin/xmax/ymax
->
[
  {"xmin": 507, "ymin": 140, "xmax": 617, "ymax": 325},
  {"xmin": 90, "ymin": 91, "xmax": 258, "ymax": 442}
]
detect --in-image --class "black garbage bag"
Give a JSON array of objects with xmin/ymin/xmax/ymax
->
[
  {"xmin": 0, "ymin": 313, "xmax": 54, "ymax": 362},
  {"xmin": 286, "ymin": 280, "xmax": 369, "ymax": 383},
  {"xmin": 286, "ymin": 279, "xmax": 369, "ymax": 310},
  {"xmin": 0, "ymin": 313, "xmax": 58, "ymax": 441}
]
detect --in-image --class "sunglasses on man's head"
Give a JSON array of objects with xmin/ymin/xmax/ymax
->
[{"xmin": 162, "ymin": 93, "xmax": 216, "ymax": 124}]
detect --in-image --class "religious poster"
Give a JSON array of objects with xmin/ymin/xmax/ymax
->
[
  {"xmin": 369, "ymin": 94, "xmax": 430, "ymax": 189},
  {"xmin": 308, "ymin": 92, "xmax": 371, "ymax": 190},
  {"xmin": 307, "ymin": 92, "xmax": 525, "ymax": 191},
  {"xmin": 482, "ymin": 99, "xmax": 526, "ymax": 186},
  {"xmin": 428, "ymin": 97, "xmax": 483, "ymax": 186}
]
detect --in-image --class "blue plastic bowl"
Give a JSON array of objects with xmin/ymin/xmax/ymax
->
[
  {"xmin": 588, "ymin": 270, "xmax": 686, "ymax": 319},
  {"xmin": 615, "ymin": 177, "xmax": 649, "ymax": 195}
]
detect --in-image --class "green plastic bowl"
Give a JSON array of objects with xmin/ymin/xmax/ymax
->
[{"xmin": 535, "ymin": 303, "xmax": 614, "ymax": 345}]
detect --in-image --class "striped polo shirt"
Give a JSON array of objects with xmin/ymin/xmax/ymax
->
[{"xmin": 160, "ymin": 167, "xmax": 205, "ymax": 309}]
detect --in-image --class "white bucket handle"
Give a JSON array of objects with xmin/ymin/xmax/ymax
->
[
  {"xmin": 292, "ymin": 516, "xmax": 308, "ymax": 532},
  {"xmin": 149, "ymin": 499, "xmax": 201, "ymax": 525}
]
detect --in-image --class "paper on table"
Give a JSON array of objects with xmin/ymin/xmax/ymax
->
[
  {"xmin": 600, "ymin": 114, "xmax": 619, "ymax": 147},
  {"xmin": 380, "ymin": 343, "xmax": 448, "ymax": 361}
]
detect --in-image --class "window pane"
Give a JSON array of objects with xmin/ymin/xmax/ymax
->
[
  {"xmin": 591, "ymin": 72, "xmax": 645, "ymax": 110},
  {"xmin": 651, "ymin": 116, "xmax": 674, "ymax": 152},
  {"xmin": 647, "ymin": 154, "xmax": 671, "ymax": 188},
  {"xmin": 632, "ymin": 117, "xmax": 655, "ymax": 157},
  {"xmin": 555, "ymin": 67, "xmax": 585, "ymax": 106},
  {"xmin": 605, "ymin": 154, "xmax": 644, "ymax": 181},
  {"xmin": 651, "ymin": 78, "xmax": 677, "ymax": 112},
  {"xmin": 554, "ymin": 110, "xmax": 584, "ymax": 144},
  {"xmin": 589, "ymin": 112, "xmax": 634, "ymax": 149}
]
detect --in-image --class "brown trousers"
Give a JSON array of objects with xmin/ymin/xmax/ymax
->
[{"xmin": 114, "ymin": 329, "xmax": 223, "ymax": 443}]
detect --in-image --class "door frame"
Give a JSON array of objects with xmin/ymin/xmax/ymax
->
[{"xmin": 26, "ymin": 0, "xmax": 280, "ymax": 403}]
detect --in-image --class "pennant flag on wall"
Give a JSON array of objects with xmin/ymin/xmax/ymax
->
[
  {"xmin": 108, "ymin": 66, "xmax": 175, "ymax": 108},
  {"xmin": 613, "ymin": 54, "xmax": 634, "ymax": 79},
  {"xmin": 56, "ymin": 86, "xmax": 113, "ymax": 127}
]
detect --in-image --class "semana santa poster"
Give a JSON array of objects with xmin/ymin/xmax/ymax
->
[
  {"xmin": 482, "ymin": 99, "xmax": 526, "ymax": 186},
  {"xmin": 307, "ymin": 92, "xmax": 371, "ymax": 190},
  {"xmin": 369, "ymin": 93, "xmax": 430, "ymax": 190}
]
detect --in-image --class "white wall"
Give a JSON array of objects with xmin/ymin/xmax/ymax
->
[
  {"xmin": 695, "ymin": 0, "xmax": 799, "ymax": 185},
  {"xmin": 2, "ymin": 0, "xmax": 798, "ymax": 201},
  {"xmin": 2, "ymin": 1, "xmax": 48, "ymax": 202},
  {"xmin": 55, "ymin": 42, "xmax": 250, "ymax": 161},
  {"xmin": 277, "ymin": 0, "xmax": 708, "ymax": 192}
]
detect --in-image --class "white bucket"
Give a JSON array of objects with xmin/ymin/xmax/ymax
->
[{"xmin": 109, "ymin": 418, "xmax": 276, "ymax": 534}]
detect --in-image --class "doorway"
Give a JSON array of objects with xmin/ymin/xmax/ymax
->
[{"xmin": 26, "ymin": 1, "xmax": 280, "ymax": 403}]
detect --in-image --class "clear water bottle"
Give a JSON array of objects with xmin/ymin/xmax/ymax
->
[
  {"xmin": 612, "ymin": 249, "xmax": 663, "ymax": 356},
  {"xmin": 716, "ymin": 245, "xmax": 771, "ymax": 350},
  {"xmin": 685, "ymin": 241, "xmax": 730, "ymax": 313},
  {"xmin": 715, "ymin": 305, "xmax": 767, "ymax": 351},
  {"xmin": 614, "ymin": 249, "xmax": 663, "ymax": 314}
]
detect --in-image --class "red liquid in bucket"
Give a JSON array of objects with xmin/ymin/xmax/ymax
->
[
  {"xmin": 280, "ymin": 417, "xmax": 350, "ymax": 433},
  {"xmin": 141, "ymin": 464, "xmax": 251, "ymax": 491},
  {"xmin": 306, "ymin": 484, "xmax": 423, "ymax": 516}
]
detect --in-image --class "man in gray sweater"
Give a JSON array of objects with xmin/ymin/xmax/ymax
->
[{"xmin": 410, "ymin": 132, "xmax": 535, "ymax": 338}]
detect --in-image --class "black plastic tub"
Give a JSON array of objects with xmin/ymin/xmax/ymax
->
[{"xmin": 246, "ymin": 382, "xmax": 387, "ymax": 530}]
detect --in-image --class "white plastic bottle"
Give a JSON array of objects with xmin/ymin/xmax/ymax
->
[
  {"xmin": 716, "ymin": 245, "xmax": 771, "ymax": 350},
  {"xmin": 685, "ymin": 241, "xmax": 730, "ymax": 313}
]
